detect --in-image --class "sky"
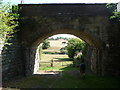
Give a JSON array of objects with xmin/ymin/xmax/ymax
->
[
  {"xmin": 49, "ymin": 34, "xmax": 77, "ymax": 38},
  {"xmin": 3, "ymin": 0, "xmax": 120, "ymax": 4}
]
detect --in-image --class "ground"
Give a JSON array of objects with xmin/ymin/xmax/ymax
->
[
  {"xmin": 2, "ymin": 39, "xmax": 120, "ymax": 89},
  {"xmin": 3, "ymin": 68, "xmax": 120, "ymax": 88},
  {"xmin": 2, "ymin": 55, "xmax": 120, "ymax": 88}
]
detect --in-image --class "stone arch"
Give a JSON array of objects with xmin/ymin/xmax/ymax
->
[
  {"xmin": 18, "ymin": 4, "xmax": 120, "ymax": 76},
  {"xmin": 23, "ymin": 28, "xmax": 103, "ymax": 76},
  {"xmin": 2, "ymin": 3, "xmax": 120, "ymax": 82},
  {"xmin": 32, "ymin": 29, "xmax": 102, "ymax": 49}
]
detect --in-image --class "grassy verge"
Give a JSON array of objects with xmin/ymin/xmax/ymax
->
[
  {"xmin": 52, "ymin": 72, "xmax": 120, "ymax": 88},
  {"xmin": 5, "ymin": 70, "xmax": 120, "ymax": 88},
  {"xmin": 39, "ymin": 64, "xmax": 78, "ymax": 71},
  {"xmin": 40, "ymin": 54, "xmax": 74, "ymax": 71}
]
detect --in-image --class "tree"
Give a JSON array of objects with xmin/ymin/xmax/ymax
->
[
  {"xmin": 106, "ymin": 3, "xmax": 120, "ymax": 21},
  {"xmin": 60, "ymin": 46, "xmax": 67, "ymax": 54},
  {"xmin": 0, "ymin": 1, "xmax": 19, "ymax": 44},
  {"xmin": 42, "ymin": 39, "xmax": 50, "ymax": 49},
  {"xmin": 66, "ymin": 38, "xmax": 86, "ymax": 59}
]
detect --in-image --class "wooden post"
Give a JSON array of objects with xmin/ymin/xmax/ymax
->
[{"xmin": 51, "ymin": 59, "xmax": 53, "ymax": 67}]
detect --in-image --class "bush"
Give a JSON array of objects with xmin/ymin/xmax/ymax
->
[
  {"xmin": 43, "ymin": 52, "xmax": 54, "ymax": 54},
  {"xmin": 60, "ymin": 47, "xmax": 67, "ymax": 54},
  {"xmin": 42, "ymin": 39, "xmax": 50, "ymax": 49},
  {"xmin": 66, "ymin": 38, "xmax": 86, "ymax": 59}
]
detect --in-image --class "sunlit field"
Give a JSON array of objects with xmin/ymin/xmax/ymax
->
[
  {"xmin": 41, "ymin": 54, "xmax": 68, "ymax": 62},
  {"xmin": 39, "ymin": 39, "xmax": 72, "ymax": 71},
  {"xmin": 43, "ymin": 39, "xmax": 67, "ymax": 53},
  {"xmin": 40, "ymin": 54, "xmax": 73, "ymax": 71}
]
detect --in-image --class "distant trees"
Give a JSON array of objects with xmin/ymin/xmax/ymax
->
[
  {"xmin": 48, "ymin": 37, "xmax": 68, "ymax": 40},
  {"xmin": 66, "ymin": 38, "xmax": 86, "ymax": 59},
  {"xmin": 42, "ymin": 39, "xmax": 50, "ymax": 49}
]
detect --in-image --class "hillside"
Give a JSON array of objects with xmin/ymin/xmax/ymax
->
[{"xmin": 43, "ymin": 39, "xmax": 67, "ymax": 53}]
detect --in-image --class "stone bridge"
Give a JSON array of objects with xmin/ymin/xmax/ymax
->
[{"xmin": 1, "ymin": 3, "xmax": 120, "ymax": 82}]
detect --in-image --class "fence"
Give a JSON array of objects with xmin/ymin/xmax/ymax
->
[{"xmin": 40, "ymin": 58, "xmax": 73, "ymax": 67}]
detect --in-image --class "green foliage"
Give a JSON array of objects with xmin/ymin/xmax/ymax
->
[
  {"xmin": 66, "ymin": 38, "xmax": 86, "ymax": 59},
  {"xmin": 106, "ymin": 3, "xmax": 120, "ymax": 20},
  {"xmin": 43, "ymin": 51, "xmax": 55, "ymax": 54},
  {"xmin": 42, "ymin": 39, "xmax": 50, "ymax": 49},
  {"xmin": 60, "ymin": 46, "xmax": 67, "ymax": 54},
  {"xmin": 110, "ymin": 11, "xmax": 120, "ymax": 19},
  {"xmin": 12, "ymin": 5, "xmax": 20, "ymax": 19},
  {"xmin": 6, "ymin": 71, "xmax": 119, "ymax": 88},
  {"xmin": 0, "ymin": 1, "xmax": 19, "ymax": 43}
]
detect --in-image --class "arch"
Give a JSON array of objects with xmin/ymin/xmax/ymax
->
[
  {"xmin": 24, "ymin": 28, "xmax": 103, "ymax": 75},
  {"xmin": 2, "ymin": 3, "xmax": 120, "ymax": 82},
  {"xmin": 18, "ymin": 4, "xmax": 119, "ymax": 76},
  {"xmin": 32, "ymin": 29, "xmax": 103, "ymax": 49}
]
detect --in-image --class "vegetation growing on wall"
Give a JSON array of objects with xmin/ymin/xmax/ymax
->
[
  {"xmin": 106, "ymin": 3, "xmax": 120, "ymax": 21},
  {"xmin": 0, "ymin": 1, "xmax": 19, "ymax": 44}
]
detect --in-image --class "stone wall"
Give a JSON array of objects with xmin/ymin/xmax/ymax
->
[
  {"xmin": 33, "ymin": 47, "xmax": 40, "ymax": 74},
  {"xmin": 102, "ymin": 20, "xmax": 120, "ymax": 76},
  {"xmin": 19, "ymin": 14, "xmax": 120, "ymax": 76},
  {"xmin": 24, "ymin": 46, "xmax": 40, "ymax": 76},
  {"xmin": 1, "ymin": 32, "xmax": 25, "ymax": 82},
  {"xmin": 1, "ymin": 4, "xmax": 120, "ymax": 82}
]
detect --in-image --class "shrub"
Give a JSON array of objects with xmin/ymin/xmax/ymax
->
[
  {"xmin": 42, "ymin": 39, "xmax": 50, "ymax": 49},
  {"xmin": 66, "ymin": 38, "xmax": 86, "ymax": 59}
]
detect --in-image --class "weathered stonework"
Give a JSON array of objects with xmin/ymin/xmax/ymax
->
[
  {"xmin": 18, "ymin": 4, "xmax": 120, "ymax": 76},
  {"xmin": 1, "ymin": 32, "xmax": 25, "ymax": 82},
  {"xmin": 1, "ymin": 4, "xmax": 120, "ymax": 82}
]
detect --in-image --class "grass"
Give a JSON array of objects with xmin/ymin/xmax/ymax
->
[
  {"xmin": 4, "ymin": 40, "xmax": 119, "ymax": 89},
  {"xmin": 52, "ymin": 72, "xmax": 120, "ymax": 88},
  {"xmin": 5, "ymin": 66, "xmax": 120, "ymax": 88},
  {"xmin": 41, "ymin": 54, "xmax": 69, "ymax": 62},
  {"xmin": 39, "ymin": 64, "xmax": 78, "ymax": 71},
  {"xmin": 40, "ymin": 66, "xmax": 62, "ymax": 71},
  {"xmin": 39, "ymin": 54, "xmax": 73, "ymax": 71},
  {"xmin": 4, "ymin": 75, "xmax": 57, "ymax": 88}
]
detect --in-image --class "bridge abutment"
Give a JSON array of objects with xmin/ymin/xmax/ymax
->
[{"xmin": 1, "ymin": 4, "xmax": 120, "ymax": 82}]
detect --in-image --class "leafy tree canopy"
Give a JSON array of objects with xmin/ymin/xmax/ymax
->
[
  {"xmin": 66, "ymin": 38, "xmax": 86, "ymax": 59},
  {"xmin": 0, "ymin": 0, "xmax": 18, "ymax": 43},
  {"xmin": 42, "ymin": 39, "xmax": 50, "ymax": 49}
]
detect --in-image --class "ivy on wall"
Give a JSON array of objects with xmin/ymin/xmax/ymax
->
[{"xmin": 106, "ymin": 3, "xmax": 120, "ymax": 21}]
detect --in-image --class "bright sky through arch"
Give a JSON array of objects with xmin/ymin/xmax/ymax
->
[
  {"xmin": 3, "ymin": 0, "xmax": 120, "ymax": 4},
  {"xmin": 49, "ymin": 34, "xmax": 78, "ymax": 39}
]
